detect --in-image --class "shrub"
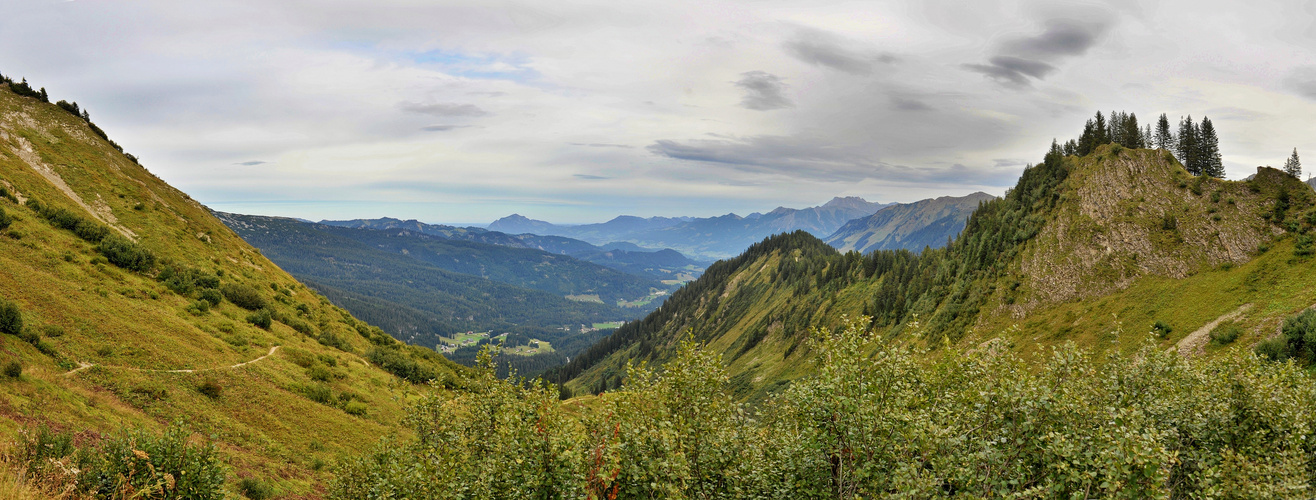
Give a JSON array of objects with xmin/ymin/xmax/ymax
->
[
  {"xmin": 308, "ymin": 364, "xmax": 332, "ymax": 382},
  {"xmin": 41, "ymin": 324, "xmax": 65, "ymax": 337},
  {"xmin": 0, "ymin": 298, "xmax": 21, "ymax": 335},
  {"xmin": 366, "ymin": 346, "xmax": 438, "ymax": 384},
  {"xmin": 1151, "ymin": 320, "xmax": 1172, "ymax": 339},
  {"xmin": 0, "ymin": 206, "xmax": 11, "ymax": 231},
  {"xmin": 160, "ymin": 265, "xmax": 221, "ymax": 295},
  {"xmin": 1209, "ymin": 321, "xmax": 1242, "ymax": 346},
  {"xmin": 77, "ymin": 426, "xmax": 226, "ymax": 499},
  {"xmin": 186, "ymin": 300, "xmax": 210, "ymax": 315},
  {"xmin": 1255, "ymin": 337, "xmax": 1289, "ymax": 361},
  {"xmin": 198, "ymin": 288, "xmax": 223, "ymax": 307},
  {"xmin": 3, "ymin": 360, "xmax": 21, "ymax": 378},
  {"xmin": 222, "ymin": 283, "xmax": 266, "ymax": 310},
  {"xmin": 238, "ymin": 477, "xmax": 273, "ymax": 500},
  {"xmin": 318, "ymin": 330, "xmax": 347, "ymax": 351},
  {"xmin": 197, "ymin": 379, "xmax": 223, "ymax": 399},
  {"xmin": 1296, "ymin": 234, "xmax": 1314, "ymax": 257},
  {"xmin": 98, "ymin": 234, "xmax": 156, "ymax": 272},
  {"xmin": 304, "ymin": 383, "xmax": 334, "ymax": 404},
  {"xmin": 246, "ymin": 309, "xmax": 272, "ymax": 330}
]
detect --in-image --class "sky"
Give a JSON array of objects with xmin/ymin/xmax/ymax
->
[{"xmin": 3, "ymin": 0, "xmax": 1316, "ymax": 224}]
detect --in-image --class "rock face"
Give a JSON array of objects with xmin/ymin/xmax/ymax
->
[
  {"xmin": 824, "ymin": 193, "xmax": 996, "ymax": 253},
  {"xmin": 1009, "ymin": 148, "xmax": 1291, "ymax": 314}
]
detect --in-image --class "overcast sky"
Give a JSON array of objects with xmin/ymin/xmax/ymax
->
[{"xmin": 3, "ymin": 0, "xmax": 1315, "ymax": 224}]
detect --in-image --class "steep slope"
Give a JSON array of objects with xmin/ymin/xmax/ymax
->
[
  {"xmin": 0, "ymin": 79, "xmax": 463, "ymax": 496},
  {"xmin": 555, "ymin": 145, "xmax": 1316, "ymax": 400},
  {"xmin": 825, "ymin": 192, "xmax": 995, "ymax": 253}
]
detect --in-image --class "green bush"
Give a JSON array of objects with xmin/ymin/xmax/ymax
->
[
  {"xmin": 308, "ymin": 364, "xmax": 332, "ymax": 382},
  {"xmin": 222, "ymin": 283, "xmax": 266, "ymax": 310},
  {"xmin": 366, "ymin": 346, "xmax": 437, "ymax": 384},
  {"xmin": 0, "ymin": 206, "xmax": 11, "ymax": 230},
  {"xmin": 3, "ymin": 360, "xmax": 21, "ymax": 378},
  {"xmin": 160, "ymin": 265, "xmax": 221, "ymax": 296},
  {"xmin": 1152, "ymin": 320, "xmax": 1172, "ymax": 339},
  {"xmin": 77, "ymin": 426, "xmax": 227, "ymax": 499},
  {"xmin": 98, "ymin": 234, "xmax": 156, "ymax": 272},
  {"xmin": 238, "ymin": 477, "xmax": 273, "ymax": 500},
  {"xmin": 1256, "ymin": 308, "xmax": 1316, "ymax": 364},
  {"xmin": 197, "ymin": 379, "xmax": 223, "ymax": 399},
  {"xmin": 0, "ymin": 298, "xmax": 21, "ymax": 335},
  {"xmin": 304, "ymin": 383, "xmax": 334, "ymax": 405},
  {"xmin": 343, "ymin": 401, "xmax": 368, "ymax": 416},
  {"xmin": 246, "ymin": 309, "xmax": 272, "ymax": 330},
  {"xmin": 1208, "ymin": 321, "xmax": 1242, "ymax": 346},
  {"xmin": 198, "ymin": 288, "xmax": 222, "ymax": 307}
]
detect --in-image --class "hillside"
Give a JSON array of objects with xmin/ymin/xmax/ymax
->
[
  {"xmin": 489, "ymin": 196, "xmax": 890, "ymax": 260},
  {"xmin": 553, "ymin": 144, "xmax": 1316, "ymax": 400},
  {"xmin": 320, "ymin": 216, "xmax": 708, "ymax": 280},
  {"xmin": 824, "ymin": 192, "xmax": 995, "ymax": 253},
  {"xmin": 0, "ymin": 79, "xmax": 465, "ymax": 497}
]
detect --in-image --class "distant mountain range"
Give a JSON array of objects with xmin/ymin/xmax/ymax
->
[
  {"xmin": 320, "ymin": 217, "xmax": 708, "ymax": 281},
  {"xmin": 824, "ymin": 192, "xmax": 996, "ymax": 253},
  {"xmin": 489, "ymin": 197, "xmax": 890, "ymax": 260}
]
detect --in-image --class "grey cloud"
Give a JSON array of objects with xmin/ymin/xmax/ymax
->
[
  {"xmin": 1207, "ymin": 106, "xmax": 1267, "ymax": 121},
  {"xmin": 783, "ymin": 29, "xmax": 896, "ymax": 75},
  {"xmin": 398, "ymin": 101, "xmax": 489, "ymax": 117},
  {"xmin": 235, "ymin": 160, "xmax": 267, "ymax": 166},
  {"xmin": 647, "ymin": 135, "xmax": 1010, "ymax": 185},
  {"xmin": 421, "ymin": 124, "xmax": 472, "ymax": 131},
  {"xmin": 569, "ymin": 142, "xmax": 633, "ymax": 149},
  {"xmin": 992, "ymin": 158, "xmax": 1026, "ymax": 168},
  {"xmin": 466, "ymin": 91, "xmax": 507, "ymax": 97},
  {"xmin": 965, "ymin": 13, "xmax": 1112, "ymax": 88},
  {"xmin": 963, "ymin": 56, "xmax": 1057, "ymax": 88},
  {"xmin": 734, "ymin": 71, "xmax": 792, "ymax": 110},
  {"xmin": 1002, "ymin": 18, "xmax": 1112, "ymax": 60},
  {"xmin": 573, "ymin": 174, "xmax": 610, "ymax": 180},
  {"xmin": 889, "ymin": 95, "xmax": 933, "ymax": 112},
  {"xmin": 1286, "ymin": 66, "xmax": 1316, "ymax": 100}
]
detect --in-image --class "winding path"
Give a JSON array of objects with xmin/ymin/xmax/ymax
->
[
  {"xmin": 1176, "ymin": 305, "xmax": 1252, "ymax": 357},
  {"xmin": 63, "ymin": 346, "xmax": 280, "ymax": 376}
]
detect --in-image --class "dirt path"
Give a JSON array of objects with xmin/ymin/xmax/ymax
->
[
  {"xmin": 1176, "ymin": 304, "xmax": 1252, "ymax": 357},
  {"xmin": 63, "ymin": 346, "xmax": 279, "ymax": 376}
]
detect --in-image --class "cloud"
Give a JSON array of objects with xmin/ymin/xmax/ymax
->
[
  {"xmin": 421, "ymin": 125, "xmax": 472, "ymax": 131},
  {"xmin": 398, "ymin": 101, "xmax": 489, "ymax": 117},
  {"xmin": 573, "ymin": 174, "xmax": 610, "ymax": 180},
  {"xmin": 1286, "ymin": 66, "xmax": 1316, "ymax": 100},
  {"xmin": 733, "ymin": 71, "xmax": 792, "ymax": 110},
  {"xmin": 569, "ymin": 142, "xmax": 633, "ymax": 148},
  {"xmin": 782, "ymin": 28, "xmax": 896, "ymax": 75},
  {"xmin": 964, "ymin": 14, "xmax": 1112, "ymax": 88},
  {"xmin": 963, "ymin": 56, "xmax": 1057, "ymax": 87},
  {"xmin": 234, "ymin": 160, "xmax": 267, "ymax": 166},
  {"xmin": 888, "ymin": 95, "xmax": 933, "ymax": 112}
]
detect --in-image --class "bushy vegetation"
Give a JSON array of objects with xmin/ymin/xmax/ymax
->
[
  {"xmin": 159, "ymin": 264, "xmax": 220, "ymax": 296},
  {"xmin": 366, "ymin": 345, "xmax": 439, "ymax": 384},
  {"xmin": 0, "ymin": 206, "xmax": 11, "ymax": 231},
  {"xmin": 221, "ymin": 283, "xmax": 266, "ymax": 310},
  {"xmin": 1209, "ymin": 321, "xmax": 1242, "ymax": 346},
  {"xmin": 1255, "ymin": 308, "xmax": 1316, "ymax": 363},
  {"xmin": 339, "ymin": 319, "xmax": 1316, "ymax": 498},
  {"xmin": 97, "ymin": 234, "xmax": 156, "ymax": 272},
  {"xmin": 246, "ymin": 308, "xmax": 272, "ymax": 330},
  {"xmin": 0, "ymin": 298, "xmax": 20, "ymax": 335},
  {"xmin": 14, "ymin": 425, "xmax": 226, "ymax": 499}
]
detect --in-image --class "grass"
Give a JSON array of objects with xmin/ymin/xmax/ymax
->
[
  {"xmin": 592, "ymin": 322, "xmax": 624, "ymax": 330},
  {"xmin": 0, "ymin": 86, "xmax": 463, "ymax": 496}
]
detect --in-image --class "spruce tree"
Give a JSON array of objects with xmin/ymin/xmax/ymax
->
[
  {"xmin": 1155, "ymin": 113, "xmax": 1174, "ymax": 150},
  {"xmin": 1199, "ymin": 117, "xmax": 1224, "ymax": 178},
  {"xmin": 1078, "ymin": 120, "xmax": 1096, "ymax": 156},
  {"xmin": 1143, "ymin": 124, "xmax": 1153, "ymax": 149},
  {"xmin": 1093, "ymin": 111, "xmax": 1109, "ymax": 146},
  {"xmin": 1063, "ymin": 139, "xmax": 1078, "ymax": 156},
  {"xmin": 1285, "ymin": 148, "xmax": 1302, "ymax": 178},
  {"xmin": 1177, "ymin": 116, "xmax": 1200, "ymax": 175}
]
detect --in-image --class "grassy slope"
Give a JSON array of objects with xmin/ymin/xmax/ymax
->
[
  {"xmin": 0, "ymin": 85, "xmax": 460, "ymax": 497},
  {"xmin": 567, "ymin": 146, "xmax": 1316, "ymax": 400}
]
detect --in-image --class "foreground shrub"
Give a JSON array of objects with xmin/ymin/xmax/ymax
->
[
  {"xmin": 238, "ymin": 477, "xmax": 272, "ymax": 500},
  {"xmin": 334, "ymin": 317, "xmax": 1316, "ymax": 498},
  {"xmin": 15, "ymin": 425, "xmax": 226, "ymax": 499}
]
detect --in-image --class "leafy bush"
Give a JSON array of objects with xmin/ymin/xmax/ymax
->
[
  {"xmin": 335, "ymin": 319, "xmax": 1316, "ymax": 498},
  {"xmin": 246, "ymin": 309, "xmax": 272, "ymax": 330},
  {"xmin": 160, "ymin": 265, "xmax": 221, "ymax": 296},
  {"xmin": 366, "ymin": 346, "xmax": 437, "ymax": 384},
  {"xmin": 197, "ymin": 379, "xmax": 223, "ymax": 399},
  {"xmin": 1152, "ymin": 320, "xmax": 1172, "ymax": 338},
  {"xmin": 198, "ymin": 288, "xmax": 222, "ymax": 307},
  {"xmin": 0, "ymin": 297, "xmax": 21, "ymax": 335},
  {"xmin": 3, "ymin": 360, "xmax": 20, "ymax": 378},
  {"xmin": 98, "ymin": 234, "xmax": 156, "ymax": 272},
  {"xmin": 1255, "ymin": 308, "xmax": 1316, "ymax": 363},
  {"xmin": 238, "ymin": 477, "xmax": 273, "ymax": 500},
  {"xmin": 308, "ymin": 364, "xmax": 332, "ymax": 382},
  {"xmin": 1209, "ymin": 321, "xmax": 1242, "ymax": 346},
  {"xmin": 304, "ymin": 383, "xmax": 334, "ymax": 405},
  {"xmin": 0, "ymin": 206, "xmax": 11, "ymax": 230},
  {"xmin": 343, "ymin": 401, "xmax": 368, "ymax": 416},
  {"xmin": 77, "ymin": 426, "xmax": 227, "ymax": 499},
  {"xmin": 221, "ymin": 283, "xmax": 266, "ymax": 310},
  {"xmin": 318, "ymin": 330, "xmax": 347, "ymax": 351}
]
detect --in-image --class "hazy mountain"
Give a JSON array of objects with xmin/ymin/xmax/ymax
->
[
  {"xmin": 824, "ymin": 192, "xmax": 996, "ymax": 253},
  {"xmin": 489, "ymin": 196, "xmax": 890, "ymax": 260}
]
